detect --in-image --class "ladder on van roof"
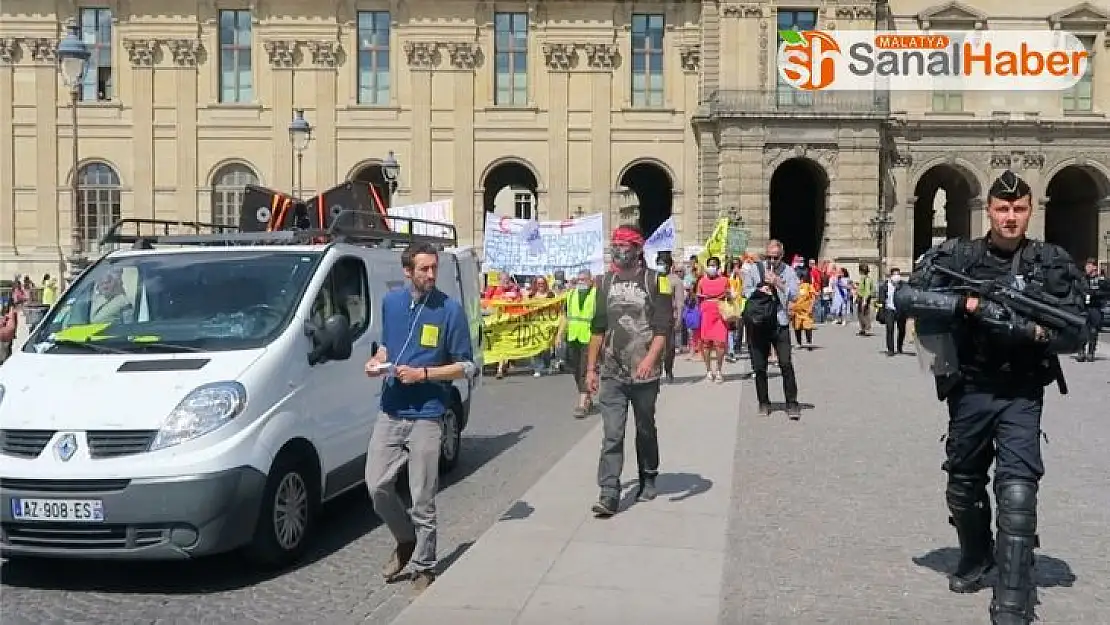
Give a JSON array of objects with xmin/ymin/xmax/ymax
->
[{"xmin": 98, "ymin": 211, "xmax": 458, "ymax": 252}]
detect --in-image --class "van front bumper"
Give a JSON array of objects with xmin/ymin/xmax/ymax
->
[{"xmin": 0, "ymin": 466, "xmax": 267, "ymax": 560}]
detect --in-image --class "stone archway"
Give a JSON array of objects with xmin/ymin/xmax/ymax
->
[
  {"xmin": 482, "ymin": 159, "xmax": 540, "ymax": 227},
  {"xmin": 912, "ymin": 163, "xmax": 981, "ymax": 260},
  {"xmin": 1045, "ymin": 163, "xmax": 1110, "ymax": 263},
  {"xmin": 618, "ymin": 160, "xmax": 674, "ymax": 238},
  {"xmin": 350, "ymin": 162, "xmax": 393, "ymax": 210},
  {"xmin": 768, "ymin": 157, "xmax": 828, "ymax": 261}
]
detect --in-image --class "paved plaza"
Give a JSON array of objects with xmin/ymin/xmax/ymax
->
[{"xmin": 393, "ymin": 325, "xmax": 1110, "ymax": 625}]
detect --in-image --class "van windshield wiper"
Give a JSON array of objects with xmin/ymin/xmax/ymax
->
[
  {"xmin": 47, "ymin": 338, "xmax": 129, "ymax": 354},
  {"xmin": 128, "ymin": 341, "xmax": 205, "ymax": 353}
]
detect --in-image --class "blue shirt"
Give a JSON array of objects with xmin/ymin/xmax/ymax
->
[
  {"xmin": 380, "ymin": 287, "xmax": 473, "ymax": 419},
  {"xmin": 742, "ymin": 260, "xmax": 799, "ymax": 327}
]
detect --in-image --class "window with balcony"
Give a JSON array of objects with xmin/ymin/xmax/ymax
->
[
  {"xmin": 1063, "ymin": 36, "xmax": 1093, "ymax": 112},
  {"xmin": 357, "ymin": 11, "xmax": 391, "ymax": 105},
  {"xmin": 78, "ymin": 8, "xmax": 113, "ymax": 102},
  {"xmin": 218, "ymin": 9, "xmax": 253, "ymax": 103},
  {"xmin": 931, "ymin": 91, "xmax": 963, "ymax": 112},
  {"xmin": 494, "ymin": 12, "xmax": 528, "ymax": 106},
  {"xmin": 631, "ymin": 14, "xmax": 665, "ymax": 108},
  {"xmin": 513, "ymin": 191, "xmax": 533, "ymax": 220},
  {"xmin": 776, "ymin": 9, "xmax": 817, "ymax": 107}
]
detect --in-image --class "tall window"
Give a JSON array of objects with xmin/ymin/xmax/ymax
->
[
  {"xmin": 211, "ymin": 163, "xmax": 259, "ymax": 226},
  {"xmin": 776, "ymin": 9, "xmax": 817, "ymax": 107},
  {"xmin": 494, "ymin": 13, "xmax": 528, "ymax": 106},
  {"xmin": 631, "ymin": 14, "xmax": 665, "ymax": 108},
  {"xmin": 218, "ymin": 10, "xmax": 253, "ymax": 103},
  {"xmin": 513, "ymin": 191, "xmax": 533, "ymax": 219},
  {"xmin": 78, "ymin": 8, "xmax": 113, "ymax": 101},
  {"xmin": 1063, "ymin": 36, "xmax": 1094, "ymax": 112},
  {"xmin": 931, "ymin": 91, "xmax": 963, "ymax": 112},
  {"xmin": 357, "ymin": 11, "xmax": 391, "ymax": 105},
  {"xmin": 77, "ymin": 162, "xmax": 122, "ymax": 253}
]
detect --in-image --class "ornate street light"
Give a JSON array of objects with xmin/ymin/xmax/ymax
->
[
  {"xmin": 57, "ymin": 22, "xmax": 90, "ymax": 282},
  {"xmin": 868, "ymin": 205, "xmax": 896, "ymax": 277},
  {"xmin": 1103, "ymin": 229, "xmax": 1110, "ymax": 270},
  {"xmin": 381, "ymin": 151, "xmax": 400, "ymax": 203},
  {"xmin": 288, "ymin": 109, "xmax": 312, "ymax": 198}
]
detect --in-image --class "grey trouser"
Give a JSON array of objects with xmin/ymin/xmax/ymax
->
[
  {"xmin": 597, "ymin": 378, "xmax": 661, "ymax": 497},
  {"xmin": 365, "ymin": 413, "xmax": 442, "ymax": 573}
]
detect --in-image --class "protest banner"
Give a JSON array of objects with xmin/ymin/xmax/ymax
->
[
  {"xmin": 642, "ymin": 217, "xmax": 676, "ymax": 270},
  {"xmin": 481, "ymin": 294, "xmax": 566, "ymax": 361},
  {"xmin": 388, "ymin": 200, "xmax": 454, "ymax": 238},
  {"xmin": 483, "ymin": 213, "xmax": 604, "ymax": 276}
]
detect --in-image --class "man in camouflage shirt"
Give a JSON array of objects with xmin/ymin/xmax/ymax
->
[{"xmin": 586, "ymin": 226, "xmax": 673, "ymax": 517}]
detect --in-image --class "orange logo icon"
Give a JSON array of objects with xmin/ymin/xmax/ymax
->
[{"xmin": 778, "ymin": 30, "xmax": 841, "ymax": 91}]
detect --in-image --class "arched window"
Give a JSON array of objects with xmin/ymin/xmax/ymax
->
[
  {"xmin": 210, "ymin": 163, "xmax": 259, "ymax": 226},
  {"xmin": 77, "ymin": 161, "xmax": 121, "ymax": 252}
]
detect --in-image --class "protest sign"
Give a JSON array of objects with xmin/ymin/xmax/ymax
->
[
  {"xmin": 483, "ymin": 213, "xmax": 604, "ymax": 276},
  {"xmin": 642, "ymin": 217, "xmax": 676, "ymax": 270},
  {"xmin": 481, "ymin": 294, "xmax": 566, "ymax": 361},
  {"xmin": 388, "ymin": 200, "xmax": 454, "ymax": 238}
]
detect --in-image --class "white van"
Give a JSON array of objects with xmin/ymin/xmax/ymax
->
[{"xmin": 0, "ymin": 217, "xmax": 483, "ymax": 566}]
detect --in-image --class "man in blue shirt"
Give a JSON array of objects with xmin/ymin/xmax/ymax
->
[
  {"xmin": 741, "ymin": 239, "xmax": 802, "ymax": 418},
  {"xmin": 364, "ymin": 241, "xmax": 476, "ymax": 592}
]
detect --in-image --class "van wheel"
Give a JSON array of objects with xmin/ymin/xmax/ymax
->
[
  {"xmin": 245, "ymin": 451, "xmax": 318, "ymax": 568},
  {"xmin": 439, "ymin": 405, "xmax": 462, "ymax": 473}
]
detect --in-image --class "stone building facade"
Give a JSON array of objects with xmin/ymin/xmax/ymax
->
[{"xmin": 1, "ymin": 0, "xmax": 1109, "ymax": 280}]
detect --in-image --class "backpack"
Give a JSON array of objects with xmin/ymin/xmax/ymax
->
[{"xmin": 741, "ymin": 262, "xmax": 781, "ymax": 331}]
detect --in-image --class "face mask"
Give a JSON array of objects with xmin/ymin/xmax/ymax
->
[
  {"xmin": 706, "ymin": 266, "xmax": 719, "ymax": 277},
  {"xmin": 611, "ymin": 246, "xmax": 639, "ymax": 268},
  {"xmin": 577, "ymin": 283, "xmax": 590, "ymax": 292},
  {"xmin": 891, "ymin": 275, "xmax": 900, "ymax": 282}
]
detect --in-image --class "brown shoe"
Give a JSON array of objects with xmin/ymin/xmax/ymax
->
[
  {"xmin": 411, "ymin": 570, "xmax": 436, "ymax": 592},
  {"xmin": 382, "ymin": 541, "xmax": 416, "ymax": 582}
]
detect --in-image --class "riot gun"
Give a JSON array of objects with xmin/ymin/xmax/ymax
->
[{"xmin": 927, "ymin": 263, "xmax": 1087, "ymax": 331}]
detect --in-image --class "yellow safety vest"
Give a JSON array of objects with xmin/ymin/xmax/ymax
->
[{"xmin": 566, "ymin": 287, "xmax": 596, "ymax": 344}]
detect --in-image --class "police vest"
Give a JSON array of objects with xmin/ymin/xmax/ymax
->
[{"xmin": 566, "ymin": 288, "xmax": 596, "ymax": 344}]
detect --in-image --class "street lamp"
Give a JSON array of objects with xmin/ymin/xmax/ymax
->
[
  {"xmin": 1103, "ymin": 229, "xmax": 1110, "ymax": 271},
  {"xmin": 381, "ymin": 150, "xmax": 400, "ymax": 207},
  {"xmin": 57, "ymin": 21, "xmax": 90, "ymax": 282},
  {"xmin": 867, "ymin": 205, "xmax": 896, "ymax": 278},
  {"xmin": 288, "ymin": 109, "xmax": 312, "ymax": 198}
]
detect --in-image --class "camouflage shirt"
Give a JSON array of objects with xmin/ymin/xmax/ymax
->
[{"xmin": 591, "ymin": 267, "xmax": 673, "ymax": 383}]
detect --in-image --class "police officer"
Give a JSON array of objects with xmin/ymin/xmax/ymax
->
[
  {"xmin": 1077, "ymin": 257, "xmax": 1109, "ymax": 361},
  {"xmin": 894, "ymin": 170, "xmax": 1088, "ymax": 625}
]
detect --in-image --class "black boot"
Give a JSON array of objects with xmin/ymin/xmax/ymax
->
[
  {"xmin": 991, "ymin": 481, "xmax": 1038, "ymax": 625},
  {"xmin": 637, "ymin": 473, "xmax": 657, "ymax": 502},
  {"xmin": 946, "ymin": 474, "xmax": 995, "ymax": 593}
]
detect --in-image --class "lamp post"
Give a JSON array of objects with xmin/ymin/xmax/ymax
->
[
  {"xmin": 57, "ymin": 22, "xmax": 90, "ymax": 282},
  {"xmin": 381, "ymin": 150, "xmax": 400, "ymax": 208},
  {"xmin": 288, "ymin": 109, "xmax": 312, "ymax": 199},
  {"xmin": 867, "ymin": 205, "xmax": 896, "ymax": 278},
  {"xmin": 1103, "ymin": 229, "xmax": 1110, "ymax": 272}
]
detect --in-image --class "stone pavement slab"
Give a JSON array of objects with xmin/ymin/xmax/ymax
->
[
  {"xmin": 391, "ymin": 356, "xmax": 741, "ymax": 625},
  {"xmin": 720, "ymin": 324, "xmax": 1110, "ymax": 625}
]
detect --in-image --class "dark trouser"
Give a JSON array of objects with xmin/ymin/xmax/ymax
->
[
  {"xmin": 597, "ymin": 378, "xmax": 660, "ymax": 498},
  {"xmin": 566, "ymin": 340, "xmax": 589, "ymax": 394},
  {"xmin": 944, "ymin": 388, "xmax": 1044, "ymax": 621},
  {"xmin": 885, "ymin": 314, "xmax": 907, "ymax": 354},
  {"xmin": 1081, "ymin": 308, "xmax": 1102, "ymax": 356},
  {"xmin": 663, "ymin": 325, "xmax": 676, "ymax": 377},
  {"xmin": 734, "ymin": 321, "xmax": 745, "ymax": 353},
  {"xmin": 793, "ymin": 327, "xmax": 813, "ymax": 345},
  {"xmin": 858, "ymin": 300, "xmax": 873, "ymax": 333},
  {"xmin": 747, "ymin": 323, "xmax": 798, "ymax": 406}
]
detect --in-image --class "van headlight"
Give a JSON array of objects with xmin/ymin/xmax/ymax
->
[{"xmin": 150, "ymin": 382, "xmax": 247, "ymax": 451}]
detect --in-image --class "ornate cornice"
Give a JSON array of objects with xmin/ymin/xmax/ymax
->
[
  {"xmin": 305, "ymin": 40, "xmax": 340, "ymax": 67},
  {"xmin": 835, "ymin": 5, "xmax": 876, "ymax": 19},
  {"xmin": 542, "ymin": 43, "xmax": 578, "ymax": 71},
  {"xmin": 582, "ymin": 43, "xmax": 618, "ymax": 69},
  {"xmin": 722, "ymin": 4, "xmax": 765, "ymax": 18},
  {"xmin": 165, "ymin": 39, "xmax": 201, "ymax": 66},
  {"xmin": 403, "ymin": 41, "xmax": 440, "ymax": 70},
  {"xmin": 445, "ymin": 42, "xmax": 481, "ymax": 70},
  {"xmin": 28, "ymin": 38, "xmax": 56, "ymax": 63},
  {"xmin": 0, "ymin": 38, "xmax": 17, "ymax": 64},
  {"xmin": 122, "ymin": 38, "xmax": 158, "ymax": 67},
  {"xmin": 262, "ymin": 39, "xmax": 297, "ymax": 68},
  {"xmin": 679, "ymin": 44, "xmax": 700, "ymax": 73}
]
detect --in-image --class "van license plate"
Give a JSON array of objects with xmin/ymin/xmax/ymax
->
[{"xmin": 11, "ymin": 498, "xmax": 104, "ymax": 522}]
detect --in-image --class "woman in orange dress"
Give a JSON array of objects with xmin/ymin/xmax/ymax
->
[
  {"xmin": 790, "ymin": 269, "xmax": 817, "ymax": 349},
  {"xmin": 697, "ymin": 256, "xmax": 731, "ymax": 383}
]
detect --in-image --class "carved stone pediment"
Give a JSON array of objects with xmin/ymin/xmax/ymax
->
[
  {"xmin": 1048, "ymin": 2, "xmax": 1110, "ymax": 34},
  {"xmin": 123, "ymin": 38, "xmax": 158, "ymax": 67},
  {"xmin": 306, "ymin": 40, "xmax": 340, "ymax": 67},
  {"xmin": 835, "ymin": 5, "xmax": 876, "ymax": 20},
  {"xmin": 403, "ymin": 41, "xmax": 440, "ymax": 69},
  {"xmin": 583, "ymin": 43, "xmax": 617, "ymax": 69},
  {"xmin": 165, "ymin": 39, "xmax": 201, "ymax": 66},
  {"xmin": 542, "ymin": 43, "xmax": 577, "ymax": 71},
  {"xmin": 263, "ymin": 39, "xmax": 297, "ymax": 68},
  {"xmin": 917, "ymin": 1, "xmax": 988, "ymax": 29},
  {"xmin": 28, "ymin": 38, "xmax": 56, "ymax": 63},
  {"xmin": 722, "ymin": 4, "xmax": 763, "ymax": 18},
  {"xmin": 445, "ymin": 42, "xmax": 480, "ymax": 69},
  {"xmin": 0, "ymin": 38, "xmax": 18, "ymax": 64}
]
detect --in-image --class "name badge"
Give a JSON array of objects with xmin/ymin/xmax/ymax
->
[{"xmin": 420, "ymin": 324, "xmax": 440, "ymax": 348}]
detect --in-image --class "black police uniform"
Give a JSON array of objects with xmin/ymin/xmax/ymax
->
[
  {"xmin": 894, "ymin": 171, "xmax": 1088, "ymax": 625},
  {"xmin": 1078, "ymin": 272, "xmax": 1109, "ymax": 361}
]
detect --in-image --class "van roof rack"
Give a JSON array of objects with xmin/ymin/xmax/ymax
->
[{"xmin": 99, "ymin": 213, "xmax": 458, "ymax": 251}]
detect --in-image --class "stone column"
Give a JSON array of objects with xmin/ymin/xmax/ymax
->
[
  {"xmin": 0, "ymin": 38, "xmax": 17, "ymax": 258},
  {"xmin": 30, "ymin": 38, "xmax": 59, "ymax": 257},
  {"xmin": 445, "ymin": 42, "xmax": 478, "ymax": 244},
  {"xmin": 306, "ymin": 40, "xmax": 340, "ymax": 199},
  {"xmin": 584, "ymin": 44, "xmax": 616, "ymax": 224},
  {"xmin": 404, "ymin": 41, "xmax": 437, "ymax": 204},
  {"xmin": 124, "ymin": 39, "xmax": 157, "ymax": 220},
  {"xmin": 264, "ymin": 40, "xmax": 297, "ymax": 193},
  {"xmin": 889, "ymin": 155, "xmax": 912, "ymax": 267},
  {"xmin": 167, "ymin": 39, "xmax": 200, "ymax": 222}
]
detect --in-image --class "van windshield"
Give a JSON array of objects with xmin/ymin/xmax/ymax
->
[{"xmin": 25, "ymin": 251, "xmax": 323, "ymax": 353}]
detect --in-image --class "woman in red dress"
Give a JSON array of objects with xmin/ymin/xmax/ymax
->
[{"xmin": 697, "ymin": 256, "xmax": 731, "ymax": 383}]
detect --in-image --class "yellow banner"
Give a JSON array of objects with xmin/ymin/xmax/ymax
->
[
  {"xmin": 481, "ymin": 294, "xmax": 567, "ymax": 362},
  {"xmin": 698, "ymin": 218, "xmax": 729, "ymax": 266}
]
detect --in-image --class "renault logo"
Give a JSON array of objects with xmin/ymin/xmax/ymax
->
[{"xmin": 54, "ymin": 433, "xmax": 78, "ymax": 462}]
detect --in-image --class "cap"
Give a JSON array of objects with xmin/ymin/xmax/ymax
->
[{"xmin": 988, "ymin": 169, "xmax": 1031, "ymax": 201}]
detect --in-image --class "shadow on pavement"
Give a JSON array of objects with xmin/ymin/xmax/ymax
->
[
  {"xmin": 0, "ymin": 426, "xmax": 534, "ymax": 595},
  {"xmin": 618, "ymin": 472, "xmax": 714, "ymax": 510},
  {"xmin": 912, "ymin": 547, "xmax": 1077, "ymax": 589},
  {"xmin": 499, "ymin": 500, "xmax": 536, "ymax": 521}
]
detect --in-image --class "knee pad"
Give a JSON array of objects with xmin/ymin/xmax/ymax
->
[
  {"xmin": 995, "ymin": 480, "xmax": 1038, "ymax": 537},
  {"xmin": 946, "ymin": 473, "xmax": 989, "ymax": 513}
]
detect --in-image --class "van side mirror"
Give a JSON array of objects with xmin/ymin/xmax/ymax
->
[{"xmin": 308, "ymin": 314, "xmax": 353, "ymax": 365}]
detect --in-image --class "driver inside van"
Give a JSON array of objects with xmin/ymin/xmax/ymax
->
[{"xmin": 89, "ymin": 268, "xmax": 133, "ymax": 324}]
